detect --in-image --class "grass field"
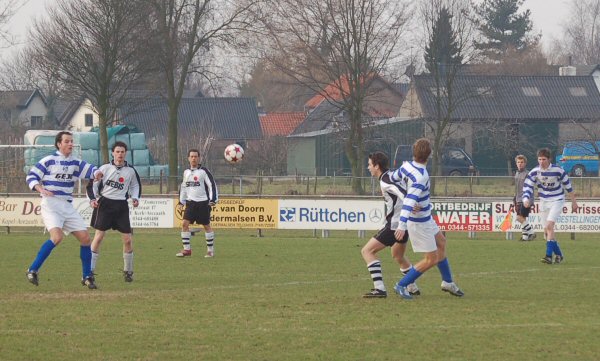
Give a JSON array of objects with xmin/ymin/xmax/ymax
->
[{"xmin": 1, "ymin": 229, "xmax": 600, "ymax": 361}]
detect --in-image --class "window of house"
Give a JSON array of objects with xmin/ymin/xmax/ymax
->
[
  {"xmin": 568, "ymin": 87, "xmax": 587, "ymax": 96},
  {"xmin": 521, "ymin": 87, "xmax": 541, "ymax": 96},
  {"xmin": 85, "ymin": 114, "xmax": 93, "ymax": 127},
  {"xmin": 30, "ymin": 116, "xmax": 43, "ymax": 128}
]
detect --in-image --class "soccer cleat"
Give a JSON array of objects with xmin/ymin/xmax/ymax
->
[
  {"xmin": 441, "ymin": 281, "xmax": 465, "ymax": 297},
  {"xmin": 393, "ymin": 283, "xmax": 413, "ymax": 300},
  {"xmin": 541, "ymin": 256, "xmax": 553, "ymax": 264},
  {"xmin": 204, "ymin": 251, "xmax": 214, "ymax": 258},
  {"xmin": 123, "ymin": 271, "xmax": 134, "ymax": 282},
  {"xmin": 407, "ymin": 282, "xmax": 421, "ymax": 296},
  {"xmin": 176, "ymin": 249, "xmax": 192, "ymax": 257},
  {"xmin": 81, "ymin": 276, "xmax": 97, "ymax": 289},
  {"xmin": 554, "ymin": 255, "xmax": 564, "ymax": 264},
  {"xmin": 528, "ymin": 233, "xmax": 537, "ymax": 241},
  {"xmin": 363, "ymin": 288, "xmax": 387, "ymax": 298},
  {"xmin": 26, "ymin": 270, "xmax": 39, "ymax": 286}
]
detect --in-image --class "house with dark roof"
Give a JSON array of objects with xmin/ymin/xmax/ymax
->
[
  {"xmin": 0, "ymin": 90, "xmax": 48, "ymax": 128},
  {"xmin": 117, "ymin": 97, "xmax": 262, "ymax": 167},
  {"xmin": 400, "ymin": 73, "xmax": 600, "ymax": 174}
]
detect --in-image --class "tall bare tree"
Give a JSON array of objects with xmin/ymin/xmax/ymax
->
[
  {"xmin": 258, "ymin": 0, "xmax": 410, "ymax": 194},
  {"xmin": 145, "ymin": 0, "xmax": 259, "ymax": 191},
  {"xmin": 551, "ymin": 0, "xmax": 600, "ymax": 65},
  {"xmin": 420, "ymin": 0, "xmax": 478, "ymax": 177},
  {"xmin": 0, "ymin": 0, "xmax": 26, "ymax": 48},
  {"xmin": 30, "ymin": 0, "xmax": 153, "ymax": 163}
]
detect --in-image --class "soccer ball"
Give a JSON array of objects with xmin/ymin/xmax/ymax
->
[{"xmin": 224, "ymin": 144, "xmax": 244, "ymax": 164}]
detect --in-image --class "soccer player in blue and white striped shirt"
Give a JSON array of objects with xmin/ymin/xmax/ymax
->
[
  {"xmin": 390, "ymin": 138, "xmax": 464, "ymax": 299},
  {"xmin": 25, "ymin": 131, "xmax": 103, "ymax": 289},
  {"xmin": 522, "ymin": 148, "xmax": 578, "ymax": 264}
]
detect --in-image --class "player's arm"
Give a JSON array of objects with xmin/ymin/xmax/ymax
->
[
  {"xmin": 203, "ymin": 167, "xmax": 218, "ymax": 205},
  {"xmin": 522, "ymin": 170, "xmax": 536, "ymax": 208},
  {"xmin": 130, "ymin": 167, "xmax": 142, "ymax": 207},
  {"xmin": 560, "ymin": 170, "xmax": 578, "ymax": 211},
  {"xmin": 26, "ymin": 158, "xmax": 53, "ymax": 196},
  {"xmin": 179, "ymin": 170, "xmax": 189, "ymax": 205}
]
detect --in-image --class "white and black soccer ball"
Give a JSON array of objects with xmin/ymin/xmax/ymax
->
[{"xmin": 224, "ymin": 144, "xmax": 244, "ymax": 164}]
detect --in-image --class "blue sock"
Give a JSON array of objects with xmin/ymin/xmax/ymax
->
[
  {"xmin": 437, "ymin": 258, "xmax": 453, "ymax": 283},
  {"xmin": 399, "ymin": 267, "xmax": 422, "ymax": 287},
  {"xmin": 551, "ymin": 240, "xmax": 563, "ymax": 256},
  {"xmin": 80, "ymin": 245, "xmax": 92, "ymax": 278},
  {"xmin": 545, "ymin": 241, "xmax": 553, "ymax": 257},
  {"xmin": 29, "ymin": 240, "xmax": 55, "ymax": 272}
]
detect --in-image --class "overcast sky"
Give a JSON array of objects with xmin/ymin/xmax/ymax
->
[{"xmin": 5, "ymin": 0, "xmax": 572, "ymax": 56}]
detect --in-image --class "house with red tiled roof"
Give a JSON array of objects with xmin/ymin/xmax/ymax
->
[{"xmin": 259, "ymin": 112, "xmax": 306, "ymax": 136}]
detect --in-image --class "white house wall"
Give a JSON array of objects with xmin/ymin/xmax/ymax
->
[
  {"xmin": 67, "ymin": 99, "xmax": 99, "ymax": 131},
  {"xmin": 15, "ymin": 95, "xmax": 47, "ymax": 126}
]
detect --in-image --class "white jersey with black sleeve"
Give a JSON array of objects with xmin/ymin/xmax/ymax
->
[
  {"xmin": 87, "ymin": 161, "xmax": 141, "ymax": 201},
  {"xmin": 179, "ymin": 166, "xmax": 218, "ymax": 204},
  {"xmin": 380, "ymin": 170, "xmax": 407, "ymax": 230}
]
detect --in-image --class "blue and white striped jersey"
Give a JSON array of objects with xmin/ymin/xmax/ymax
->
[
  {"xmin": 390, "ymin": 161, "xmax": 432, "ymax": 231},
  {"xmin": 26, "ymin": 151, "xmax": 98, "ymax": 201},
  {"xmin": 379, "ymin": 170, "xmax": 407, "ymax": 230},
  {"xmin": 522, "ymin": 164, "xmax": 573, "ymax": 202}
]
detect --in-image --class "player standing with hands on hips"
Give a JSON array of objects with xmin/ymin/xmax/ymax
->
[
  {"xmin": 176, "ymin": 149, "xmax": 218, "ymax": 258},
  {"xmin": 25, "ymin": 131, "xmax": 103, "ymax": 289},
  {"xmin": 87, "ymin": 141, "xmax": 141, "ymax": 282},
  {"xmin": 522, "ymin": 148, "xmax": 578, "ymax": 264}
]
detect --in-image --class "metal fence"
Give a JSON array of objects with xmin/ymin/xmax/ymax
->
[{"xmin": 3, "ymin": 174, "xmax": 600, "ymax": 198}]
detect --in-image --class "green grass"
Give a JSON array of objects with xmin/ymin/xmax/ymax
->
[{"xmin": 2, "ymin": 230, "xmax": 600, "ymax": 361}]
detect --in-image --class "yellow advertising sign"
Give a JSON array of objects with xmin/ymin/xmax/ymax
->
[{"xmin": 174, "ymin": 198, "xmax": 278, "ymax": 229}]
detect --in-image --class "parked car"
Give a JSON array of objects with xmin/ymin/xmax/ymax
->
[
  {"xmin": 393, "ymin": 145, "xmax": 477, "ymax": 176},
  {"xmin": 556, "ymin": 140, "xmax": 600, "ymax": 177}
]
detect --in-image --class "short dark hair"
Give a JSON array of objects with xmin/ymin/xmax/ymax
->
[
  {"xmin": 112, "ymin": 141, "xmax": 128, "ymax": 152},
  {"xmin": 188, "ymin": 149, "xmax": 200, "ymax": 157},
  {"xmin": 537, "ymin": 148, "xmax": 551, "ymax": 159},
  {"xmin": 54, "ymin": 131, "xmax": 72, "ymax": 149},
  {"xmin": 368, "ymin": 151, "xmax": 389, "ymax": 172}
]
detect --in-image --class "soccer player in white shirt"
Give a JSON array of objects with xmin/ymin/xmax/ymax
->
[
  {"xmin": 176, "ymin": 149, "xmax": 218, "ymax": 258},
  {"xmin": 390, "ymin": 138, "xmax": 464, "ymax": 300},
  {"xmin": 361, "ymin": 151, "xmax": 419, "ymax": 298},
  {"xmin": 25, "ymin": 131, "xmax": 102, "ymax": 289},
  {"xmin": 87, "ymin": 141, "xmax": 141, "ymax": 282},
  {"xmin": 522, "ymin": 148, "xmax": 578, "ymax": 264}
]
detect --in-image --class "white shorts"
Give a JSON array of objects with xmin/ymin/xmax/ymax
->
[
  {"xmin": 41, "ymin": 197, "xmax": 88, "ymax": 235},
  {"xmin": 407, "ymin": 218, "xmax": 439, "ymax": 253},
  {"xmin": 539, "ymin": 199, "xmax": 564, "ymax": 227}
]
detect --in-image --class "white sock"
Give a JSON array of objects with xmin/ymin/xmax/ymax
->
[
  {"xmin": 91, "ymin": 251, "xmax": 99, "ymax": 271},
  {"xmin": 123, "ymin": 252, "xmax": 133, "ymax": 272},
  {"xmin": 205, "ymin": 232, "xmax": 214, "ymax": 252},
  {"xmin": 181, "ymin": 231, "xmax": 191, "ymax": 250}
]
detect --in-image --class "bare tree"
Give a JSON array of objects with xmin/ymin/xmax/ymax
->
[
  {"xmin": 551, "ymin": 0, "xmax": 600, "ymax": 65},
  {"xmin": 258, "ymin": 0, "xmax": 410, "ymax": 194},
  {"xmin": 0, "ymin": 0, "xmax": 26, "ymax": 48},
  {"xmin": 145, "ymin": 0, "xmax": 259, "ymax": 191},
  {"xmin": 30, "ymin": 0, "xmax": 154, "ymax": 163},
  {"xmin": 419, "ymin": 0, "xmax": 478, "ymax": 177}
]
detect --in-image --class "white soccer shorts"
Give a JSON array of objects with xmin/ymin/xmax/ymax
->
[
  {"xmin": 407, "ymin": 218, "xmax": 439, "ymax": 253},
  {"xmin": 41, "ymin": 197, "xmax": 88, "ymax": 234},
  {"xmin": 539, "ymin": 199, "xmax": 565, "ymax": 227}
]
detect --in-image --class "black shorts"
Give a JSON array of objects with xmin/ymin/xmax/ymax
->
[
  {"xmin": 183, "ymin": 200, "xmax": 212, "ymax": 225},
  {"xmin": 373, "ymin": 225, "xmax": 409, "ymax": 247},
  {"xmin": 91, "ymin": 198, "xmax": 132, "ymax": 233},
  {"xmin": 515, "ymin": 202, "xmax": 531, "ymax": 218}
]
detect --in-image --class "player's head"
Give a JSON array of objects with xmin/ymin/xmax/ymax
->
[
  {"xmin": 413, "ymin": 138, "xmax": 431, "ymax": 163},
  {"xmin": 515, "ymin": 154, "xmax": 527, "ymax": 170},
  {"xmin": 112, "ymin": 141, "xmax": 128, "ymax": 163},
  {"xmin": 537, "ymin": 148, "xmax": 551, "ymax": 169},
  {"xmin": 55, "ymin": 131, "xmax": 73, "ymax": 154},
  {"xmin": 112, "ymin": 141, "xmax": 128, "ymax": 152},
  {"xmin": 188, "ymin": 149, "xmax": 200, "ymax": 167},
  {"xmin": 368, "ymin": 151, "xmax": 389, "ymax": 177}
]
